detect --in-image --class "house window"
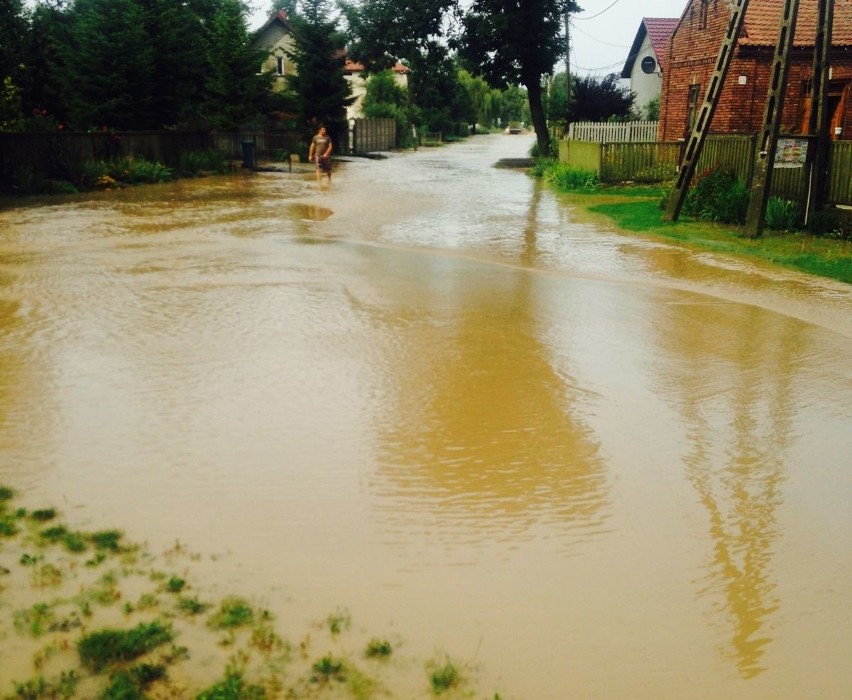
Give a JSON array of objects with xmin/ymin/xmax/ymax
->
[
  {"xmin": 686, "ymin": 83, "xmax": 701, "ymax": 135},
  {"xmin": 276, "ymin": 56, "xmax": 284, "ymax": 75},
  {"xmin": 700, "ymin": 0, "xmax": 709, "ymax": 29}
]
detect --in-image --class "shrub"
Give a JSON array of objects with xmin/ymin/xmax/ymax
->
[
  {"xmin": 808, "ymin": 207, "xmax": 852, "ymax": 240},
  {"xmin": 683, "ymin": 165, "xmax": 748, "ymax": 224},
  {"xmin": 177, "ymin": 149, "xmax": 229, "ymax": 177},
  {"xmin": 544, "ymin": 163, "xmax": 599, "ymax": 190},
  {"xmin": 764, "ymin": 197, "xmax": 800, "ymax": 231}
]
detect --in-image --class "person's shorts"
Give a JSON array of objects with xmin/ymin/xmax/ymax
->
[{"xmin": 317, "ymin": 156, "xmax": 331, "ymax": 173}]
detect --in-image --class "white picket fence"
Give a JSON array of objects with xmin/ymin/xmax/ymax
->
[{"xmin": 566, "ymin": 120, "xmax": 659, "ymax": 143}]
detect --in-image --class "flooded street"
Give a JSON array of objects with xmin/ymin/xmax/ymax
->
[{"xmin": 1, "ymin": 133, "xmax": 851, "ymax": 698}]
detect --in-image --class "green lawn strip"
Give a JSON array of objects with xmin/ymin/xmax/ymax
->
[{"xmin": 579, "ymin": 195, "xmax": 852, "ymax": 284}]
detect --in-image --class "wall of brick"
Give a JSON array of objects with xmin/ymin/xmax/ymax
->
[{"xmin": 659, "ymin": 0, "xmax": 852, "ymax": 142}]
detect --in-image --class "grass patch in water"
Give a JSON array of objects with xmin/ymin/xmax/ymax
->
[
  {"xmin": 77, "ymin": 621, "xmax": 173, "ymax": 671},
  {"xmin": 208, "ymin": 597, "xmax": 254, "ymax": 629}
]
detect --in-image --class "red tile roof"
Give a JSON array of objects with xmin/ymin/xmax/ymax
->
[
  {"xmin": 644, "ymin": 17, "xmax": 680, "ymax": 67},
  {"xmin": 621, "ymin": 17, "xmax": 678, "ymax": 77},
  {"xmin": 344, "ymin": 59, "xmax": 410, "ymax": 74},
  {"xmin": 739, "ymin": 0, "xmax": 852, "ymax": 47}
]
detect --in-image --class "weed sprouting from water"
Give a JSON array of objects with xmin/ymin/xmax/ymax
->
[
  {"xmin": 428, "ymin": 655, "xmax": 463, "ymax": 694},
  {"xmin": 14, "ymin": 603, "xmax": 56, "ymax": 637},
  {"xmin": 77, "ymin": 621, "xmax": 173, "ymax": 672},
  {"xmin": 0, "ymin": 485, "xmax": 14, "ymax": 502},
  {"xmin": 326, "ymin": 608, "xmax": 351, "ymax": 635},
  {"xmin": 208, "ymin": 596, "xmax": 254, "ymax": 629},
  {"xmin": 311, "ymin": 655, "xmax": 346, "ymax": 683},
  {"xmin": 12, "ymin": 670, "xmax": 79, "ymax": 700},
  {"xmin": 165, "ymin": 576, "xmax": 186, "ymax": 593},
  {"xmin": 177, "ymin": 595, "xmax": 209, "ymax": 615},
  {"xmin": 29, "ymin": 508, "xmax": 57, "ymax": 522},
  {"xmin": 197, "ymin": 671, "xmax": 267, "ymax": 700},
  {"xmin": 365, "ymin": 638, "xmax": 393, "ymax": 658}
]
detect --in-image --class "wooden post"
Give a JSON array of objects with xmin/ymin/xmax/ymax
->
[
  {"xmin": 803, "ymin": 0, "xmax": 834, "ymax": 226},
  {"xmin": 664, "ymin": 0, "xmax": 751, "ymax": 221},
  {"xmin": 744, "ymin": 0, "xmax": 800, "ymax": 237}
]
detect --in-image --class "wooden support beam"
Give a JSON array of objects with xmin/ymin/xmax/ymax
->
[
  {"xmin": 664, "ymin": 0, "xmax": 751, "ymax": 221},
  {"xmin": 744, "ymin": 0, "xmax": 801, "ymax": 237},
  {"xmin": 803, "ymin": 0, "xmax": 834, "ymax": 226}
]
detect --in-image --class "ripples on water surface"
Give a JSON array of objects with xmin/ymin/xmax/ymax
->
[{"xmin": 1, "ymin": 135, "xmax": 851, "ymax": 698}]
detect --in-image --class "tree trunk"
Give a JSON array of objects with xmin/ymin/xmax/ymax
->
[{"xmin": 524, "ymin": 77, "xmax": 550, "ymax": 156}]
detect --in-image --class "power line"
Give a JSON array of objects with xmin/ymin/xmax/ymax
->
[
  {"xmin": 569, "ymin": 20, "xmax": 630, "ymax": 48},
  {"xmin": 574, "ymin": 0, "xmax": 625, "ymax": 21}
]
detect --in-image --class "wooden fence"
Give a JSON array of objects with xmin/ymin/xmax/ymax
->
[
  {"xmin": 559, "ymin": 135, "xmax": 852, "ymax": 206},
  {"xmin": 566, "ymin": 120, "xmax": 660, "ymax": 143},
  {"xmin": 0, "ymin": 131, "xmax": 212, "ymax": 182},
  {"xmin": 350, "ymin": 118, "xmax": 397, "ymax": 154}
]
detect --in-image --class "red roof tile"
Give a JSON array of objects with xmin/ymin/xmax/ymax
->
[
  {"xmin": 739, "ymin": 0, "xmax": 852, "ymax": 47},
  {"xmin": 644, "ymin": 17, "xmax": 680, "ymax": 67}
]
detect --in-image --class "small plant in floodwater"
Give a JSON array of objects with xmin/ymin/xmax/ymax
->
[
  {"xmin": 427, "ymin": 656, "xmax": 462, "ymax": 694},
  {"xmin": 326, "ymin": 608, "xmax": 351, "ymax": 635},
  {"xmin": 365, "ymin": 638, "xmax": 393, "ymax": 658},
  {"xmin": 197, "ymin": 671, "xmax": 266, "ymax": 700},
  {"xmin": 14, "ymin": 602, "xmax": 56, "ymax": 637},
  {"xmin": 12, "ymin": 670, "xmax": 79, "ymax": 700},
  {"xmin": 90, "ymin": 529, "xmax": 124, "ymax": 552},
  {"xmin": 208, "ymin": 596, "xmax": 254, "ymax": 629},
  {"xmin": 249, "ymin": 623, "xmax": 284, "ymax": 653},
  {"xmin": 101, "ymin": 664, "xmax": 166, "ymax": 700},
  {"xmin": 0, "ymin": 515, "xmax": 19, "ymax": 537},
  {"xmin": 30, "ymin": 508, "xmax": 57, "ymax": 522},
  {"xmin": 177, "ymin": 595, "xmax": 209, "ymax": 615},
  {"xmin": 77, "ymin": 620, "xmax": 173, "ymax": 672},
  {"xmin": 165, "ymin": 576, "xmax": 186, "ymax": 593},
  {"xmin": 85, "ymin": 552, "xmax": 107, "ymax": 567},
  {"xmin": 0, "ymin": 485, "xmax": 14, "ymax": 501},
  {"xmin": 312, "ymin": 655, "xmax": 346, "ymax": 683},
  {"xmin": 31, "ymin": 563, "xmax": 63, "ymax": 588}
]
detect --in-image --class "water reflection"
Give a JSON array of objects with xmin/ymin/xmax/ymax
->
[
  {"xmin": 371, "ymin": 250, "xmax": 609, "ymax": 548},
  {"xmin": 655, "ymin": 301, "xmax": 806, "ymax": 677}
]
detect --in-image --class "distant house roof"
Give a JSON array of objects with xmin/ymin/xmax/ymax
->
[
  {"xmin": 255, "ymin": 9, "xmax": 292, "ymax": 34},
  {"xmin": 621, "ymin": 17, "xmax": 679, "ymax": 78},
  {"xmin": 344, "ymin": 59, "xmax": 410, "ymax": 75},
  {"xmin": 737, "ymin": 0, "xmax": 852, "ymax": 47}
]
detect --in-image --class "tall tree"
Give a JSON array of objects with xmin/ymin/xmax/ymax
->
[
  {"xmin": 0, "ymin": 0, "xmax": 30, "ymax": 128},
  {"xmin": 21, "ymin": 1, "xmax": 73, "ymax": 128},
  {"xmin": 202, "ymin": 0, "xmax": 274, "ymax": 129},
  {"xmin": 63, "ymin": 0, "xmax": 154, "ymax": 129},
  {"xmin": 285, "ymin": 0, "xmax": 353, "ymax": 129},
  {"xmin": 458, "ymin": 0, "xmax": 581, "ymax": 156}
]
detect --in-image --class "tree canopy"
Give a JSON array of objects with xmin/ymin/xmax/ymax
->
[
  {"xmin": 285, "ymin": 0, "xmax": 354, "ymax": 129},
  {"xmin": 567, "ymin": 73, "xmax": 634, "ymax": 123}
]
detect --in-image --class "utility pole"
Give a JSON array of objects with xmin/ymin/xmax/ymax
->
[
  {"xmin": 664, "ymin": 0, "xmax": 751, "ymax": 221},
  {"xmin": 803, "ymin": 0, "xmax": 834, "ymax": 226},
  {"xmin": 565, "ymin": 2, "xmax": 571, "ymax": 118},
  {"xmin": 744, "ymin": 0, "xmax": 801, "ymax": 237}
]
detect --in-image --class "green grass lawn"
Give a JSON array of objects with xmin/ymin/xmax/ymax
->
[{"xmin": 561, "ymin": 186, "xmax": 852, "ymax": 285}]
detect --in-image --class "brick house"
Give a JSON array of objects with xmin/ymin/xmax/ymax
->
[
  {"xmin": 620, "ymin": 18, "xmax": 679, "ymax": 117},
  {"xmin": 658, "ymin": 0, "xmax": 852, "ymax": 142}
]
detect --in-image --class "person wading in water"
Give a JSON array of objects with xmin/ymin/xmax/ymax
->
[{"xmin": 308, "ymin": 124, "xmax": 333, "ymax": 188}]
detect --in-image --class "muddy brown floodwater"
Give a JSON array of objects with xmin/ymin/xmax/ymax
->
[{"xmin": 1, "ymin": 134, "xmax": 851, "ymax": 698}]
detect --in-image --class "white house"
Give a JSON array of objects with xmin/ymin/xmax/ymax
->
[{"xmin": 620, "ymin": 17, "xmax": 678, "ymax": 116}]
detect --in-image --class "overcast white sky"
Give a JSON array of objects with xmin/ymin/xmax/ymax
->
[{"xmin": 249, "ymin": 0, "xmax": 690, "ymax": 77}]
